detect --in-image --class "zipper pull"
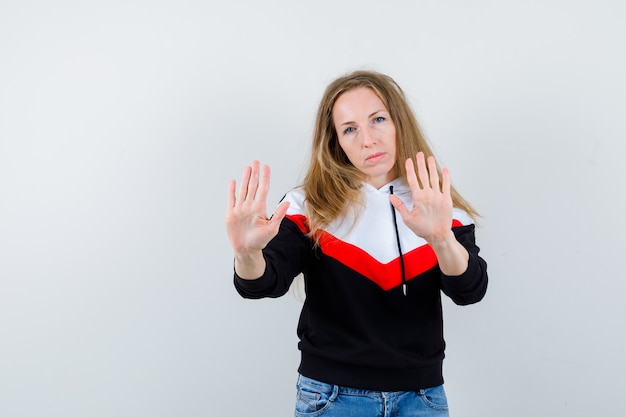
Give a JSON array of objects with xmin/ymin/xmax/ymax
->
[{"xmin": 402, "ymin": 283, "xmax": 407, "ymax": 296}]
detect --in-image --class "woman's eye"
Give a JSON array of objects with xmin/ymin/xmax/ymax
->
[
  {"xmin": 343, "ymin": 126, "xmax": 356, "ymax": 134},
  {"xmin": 374, "ymin": 116, "xmax": 385, "ymax": 123}
]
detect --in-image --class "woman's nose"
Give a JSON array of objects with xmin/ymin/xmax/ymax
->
[{"xmin": 362, "ymin": 127, "xmax": 377, "ymax": 146}]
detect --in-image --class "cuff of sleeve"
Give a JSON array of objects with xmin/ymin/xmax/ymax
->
[
  {"xmin": 233, "ymin": 262, "xmax": 275, "ymax": 299},
  {"xmin": 440, "ymin": 255, "xmax": 488, "ymax": 305}
]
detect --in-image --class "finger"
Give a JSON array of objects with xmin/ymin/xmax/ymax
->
[
  {"xmin": 227, "ymin": 179, "xmax": 236, "ymax": 209},
  {"xmin": 260, "ymin": 201, "xmax": 290, "ymax": 243},
  {"xmin": 404, "ymin": 157, "xmax": 420, "ymax": 193},
  {"xmin": 427, "ymin": 156, "xmax": 440, "ymax": 190},
  {"xmin": 269, "ymin": 200, "xmax": 291, "ymax": 225},
  {"xmin": 389, "ymin": 194, "xmax": 410, "ymax": 218},
  {"xmin": 441, "ymin": 167, "xmax": 451, "ymax": 196},
  {"xmin": 246, "ymin": 160, "xmax": 261, "ymax": 202},
  {"xmin": 390, "ymin": 194, "xmax": 421, "ymax": 228},
  {"xmin": 415, "ymin": 152, "xmax": 430, "ymax": 190},
  {"xmin": 256, "ymin": 164, "xmax": 271, "ymax": 205},
  {"xmin": 238, "ymin": 165, "xmax": 252, "ymax": 203}
]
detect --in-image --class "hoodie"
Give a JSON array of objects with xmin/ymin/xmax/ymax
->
[{"xmin": 234, "ymin": 178, "xmax": 488, "ymax": 391}]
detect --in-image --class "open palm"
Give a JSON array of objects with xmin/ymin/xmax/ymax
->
[
  {"xmin": 225, "ymin": 161, "xmax": 289, "ymax": 255},
  {"xmin": 389, "ymin": 152, "xmax": 453, "ymax": 243}
]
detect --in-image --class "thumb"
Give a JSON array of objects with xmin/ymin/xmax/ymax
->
[
  {"xmin": 389, "ymin": 195, "xmax": 410, "ymax": 217},
  {"xmin": 269, "ymin": 201, "xmax": 290, "ymax": 225}
]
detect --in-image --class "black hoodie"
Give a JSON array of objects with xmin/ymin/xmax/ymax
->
[{"xmin": 234, "ymin": 179, "xmax": 488, "ymax": 391}]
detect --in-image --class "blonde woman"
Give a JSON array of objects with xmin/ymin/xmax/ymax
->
[{"xmin": 225, "ymin": 70, "xmax": 488, "ymax": 417}]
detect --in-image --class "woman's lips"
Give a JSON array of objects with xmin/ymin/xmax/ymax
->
[{"xmin": 366, "ymin": 152, "xmax": 385, "ymax": 162}]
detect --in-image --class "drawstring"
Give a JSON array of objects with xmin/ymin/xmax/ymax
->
[{"xmin": 389, "ymin": 185, "xmax": 407, "ymax": 296}]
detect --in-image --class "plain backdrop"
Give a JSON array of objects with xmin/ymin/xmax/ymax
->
[{"xmin": 1, "ymin": 1, "xmax": 625, "ymax": 416}]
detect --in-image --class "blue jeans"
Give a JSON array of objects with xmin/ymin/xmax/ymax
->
[{"xmin": 294, "ymin": 374, "xmax": 450, "ymax": 417}]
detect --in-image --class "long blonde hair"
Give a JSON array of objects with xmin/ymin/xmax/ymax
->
[{"xmin": 302, "ymin": 70, "xmax": 479, "ymax": 238}]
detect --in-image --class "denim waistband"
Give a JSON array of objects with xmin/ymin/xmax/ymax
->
[{"xmin": 297, "ymin": 374, "xmax": 434, "ymax": 396}]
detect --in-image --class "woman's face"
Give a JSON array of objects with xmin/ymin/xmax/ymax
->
[{"xmin": 333, "ymin": 87, "xmax": 397, "ymax": 189}]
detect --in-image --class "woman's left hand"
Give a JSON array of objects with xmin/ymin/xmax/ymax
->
[
  {"xmin": 390, "ymin": 152, "xmax": 470, "ymax": 276},
  {"xmin": 389, "ymin": 152, "xmax": 454, "ymax": 244}
]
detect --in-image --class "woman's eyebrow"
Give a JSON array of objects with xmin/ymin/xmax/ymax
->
[{"xmin": 337, "ymin": 110, "xmax": 387, "ymax": 127}]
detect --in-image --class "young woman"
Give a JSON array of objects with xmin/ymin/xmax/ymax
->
[{"xmin": 225, "ymin": 70, "xmax": 488, "ymax": 417}]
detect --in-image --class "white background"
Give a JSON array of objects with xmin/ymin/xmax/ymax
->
[{"xmin": 1, "ymin": 1, "xmax": 625, "ymax": 416}]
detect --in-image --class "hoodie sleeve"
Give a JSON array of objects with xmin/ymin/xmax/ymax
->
[
  {"xmin": 440, "ymin": 223, "xmax": 488, "ymax": 305},
  {"xmin": 233, "ymin": 216, "xmax": 310, "ymax": 299}
]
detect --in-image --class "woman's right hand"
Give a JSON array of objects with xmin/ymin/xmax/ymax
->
[{"xmin": 225, "ymin": 161, "xmax": 290, "ymax": 278}]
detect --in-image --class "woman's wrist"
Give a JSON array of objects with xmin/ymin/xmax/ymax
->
[
  {"xmin": 428, "ymin": 231, "xmax": 469, "ymax": 276},
  {"xmin": 234, "ymin": 251, "xmax": 266, "ymax": 280}
]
